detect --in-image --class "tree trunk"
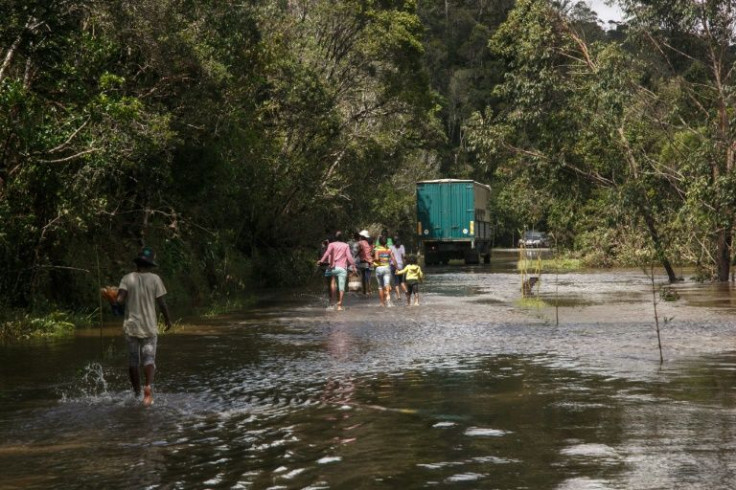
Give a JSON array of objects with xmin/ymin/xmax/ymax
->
[
  {"xmin": 716, "ymin": 226, "xmax": 731, "ymax": 282},
  {"xmin": 0, "ymin": 35, "xmax": 21, "ymax": 82},
  {"xmin": 0, "ymin": 17, "xmax": 33, "ymax": 83}
]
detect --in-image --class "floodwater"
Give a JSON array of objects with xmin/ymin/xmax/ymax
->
[{"xmin": 2, "ymin": 250, "xmax": 736, "ymax": 489}]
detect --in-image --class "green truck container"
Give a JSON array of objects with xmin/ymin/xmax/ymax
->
[{"xmin": 416, "ymin": 179, "xmax": 492, "ymax": 265}]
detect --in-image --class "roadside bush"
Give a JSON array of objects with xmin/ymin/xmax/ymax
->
[
  {"xmin": 0, "ymin": 310, "xmax": 92, "ymax": 341},
  {"xmin": 575, "ymin": 229, "xmax": 617, "ymax": 268}
]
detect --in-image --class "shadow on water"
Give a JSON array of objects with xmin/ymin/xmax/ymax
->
[{"xmin": 3, "ymin": 251, "xmax": 736, "ymax": 488}]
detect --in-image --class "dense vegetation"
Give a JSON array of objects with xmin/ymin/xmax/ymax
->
[{"xmin": 2, "ymin": 0, "xmax": 735, "ymax": 327}]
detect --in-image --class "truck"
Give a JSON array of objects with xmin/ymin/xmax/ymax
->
[{"xmin": 416, "ymin": 179, "xmax": 492, "ymax": 265}]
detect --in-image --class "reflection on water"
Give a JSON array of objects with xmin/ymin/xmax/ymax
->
[{"xmin": 2, "ymin": 251, "xmax": 736, "ymax": 489}]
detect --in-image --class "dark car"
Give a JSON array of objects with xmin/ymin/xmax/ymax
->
[{"xmin": 518, "ymin": 231, "xmax": 549, "ymax": 248}]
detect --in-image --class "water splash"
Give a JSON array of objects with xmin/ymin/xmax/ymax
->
[
  {"xmin": 81, "ymin": 362, "xmax": 109, "ymax": 396},
  {"xmin": 59, "ymin": 362, "xmax": 113, "ymax": 403}
]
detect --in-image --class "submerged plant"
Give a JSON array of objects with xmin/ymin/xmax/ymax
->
[
  {"xmin": 201, "ymin": 295, "xmax": 257, "ymax": 318},
  {"xmin": 516, "ymin": 297, "xmax": 549, "ymax": 309},
  {"xmin": 659, "ymin": 286, "xmax": 680, "ymax": 302}
]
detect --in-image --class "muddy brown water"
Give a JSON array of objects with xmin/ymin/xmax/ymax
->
[{"xmin": 2, "ymin": 250, "xmax": 736, "ymax": 489}]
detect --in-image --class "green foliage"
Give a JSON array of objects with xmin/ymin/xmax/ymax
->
[
  {"xmin": 542, "ymin": 256, "xmax": 582, "ymax": 271},
  {"xmin": 463, "ymin": 0, "xmax": 736, "ymax": 282},
  {"xmin": 0, "ymin": 310, "xmax": 91, "ymax": 341},
  {"xmin": 0, "ymin": 0, "xmax": 442, "ymax": 319}
]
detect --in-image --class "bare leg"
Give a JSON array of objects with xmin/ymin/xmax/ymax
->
[
  {"xmin": 377, "ymin": 275, "xmax": 387, "ymax": 306},
  {"xmin": 129, "ymin": 366, "xmax": 141, "ymax": 397},
  {"xmin": 377, "ymin": 286, "xmax": 386, "ymax": 306},
  {"xmin": 337, "ymin": 290, "xmax": 345, "ymax": 310},
  {"xmin": 324, "ymin": 276, "xmax": 332, "ymax": 302},
  {"xmin": 142, "ymin": 364, "xmax": 155, "ymax": 406}
]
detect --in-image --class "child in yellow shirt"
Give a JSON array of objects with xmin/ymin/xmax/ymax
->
[{"xmin": 395, "ymin": 255, "xmax": 424, "ymax": 306}]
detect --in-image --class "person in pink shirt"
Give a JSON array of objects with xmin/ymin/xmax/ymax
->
[{"xmin": 317, "ymin": 231, "xmax": 357, "ymax": 311}]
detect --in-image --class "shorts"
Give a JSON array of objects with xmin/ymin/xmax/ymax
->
[
  {"xmin": 391, "ymin": 266, "xmax": 404, "ymax": 285},
  {"xmin": 127, "ymin": 335, "xmax": 157, "ymax": 368},
  {"xmin": 375, "ymin": 265, "xmax": 391, "ymax": 288},
  {"xmin": 406, "ymin": 281, "xmax": 420, "ymax": 295},
  {"xmin": 331, "ymin": 267, "xmax": 348, "ymax": 292}
]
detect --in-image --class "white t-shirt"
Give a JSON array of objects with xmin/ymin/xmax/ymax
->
[
  {"xmin": 390, "ymin": 244, "xmax": 406, "ymax": 269},
  {"xmin": 119, "ymin": 271, "xmax": 167, "ymax": 338}
]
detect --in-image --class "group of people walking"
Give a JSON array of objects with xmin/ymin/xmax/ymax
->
[{"xmin": 318, "ymin": 229, "xmax": 424, "ymax": 311}]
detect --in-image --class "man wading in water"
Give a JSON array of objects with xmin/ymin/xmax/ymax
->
[{"xmin": 114, "ymin": 247, "xmax": 172, "ymax": 406}]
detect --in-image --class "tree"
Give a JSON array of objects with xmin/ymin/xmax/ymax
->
[
  {"xmin": 618, "ymin": 0, "xmax": 736, "ymax": 281},
  {"xmin": 465, "ymin": 0, "xmax": 683, "ymax": 280}
]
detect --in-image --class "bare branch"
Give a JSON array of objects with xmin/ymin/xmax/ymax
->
[
  {"xmin": 320, "ymin": 147, "xmax": 346, "ymax": 189},
  {"xmin": 617, "ymin": 127, "xmax": 641, "ymax": 178},
  {"xmin": 0, "ymin": 16, "xmax": 44, "ymax": 83},
  {"xmin": 45, "ymin": 119, "xmax": 91, "ymax": 154},
  {"xmin": 0, "ymin": 25, "xmax": 26, "ymax": 82},
  {"xmin": 28, "ymin": 265, "xmax": 91, "ymax": 273},
  {"xmin": 560, "ymin": 20, "xmax": 597, "ymax": 72},
  {"xmin": 38, "ymin": 148, "xmax": 99, "ymax": 163}
]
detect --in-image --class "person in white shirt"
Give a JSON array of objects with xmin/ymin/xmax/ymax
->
[
  {"xmin": 390, "ymin": 236, "xmax": 407, "ymax": 301},
  {"xmin": 115, "ymin": 246, "xmax": 172, "ymax": 407}
]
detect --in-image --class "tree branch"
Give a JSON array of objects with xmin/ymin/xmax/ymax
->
[
  {"xmin": 38, "ymin": 148, "xmax": 99, "ymax": 163},
  {"xmin": 0, "ymin": 16, "xmax": 43, "ymax": 83},
  {"xmin": 0, "ymin": 26, "xmax": 26, "ymax": 82},
  {"xmin": 45, "ymin": 119, "xmax": 91, "ymax": 154}
]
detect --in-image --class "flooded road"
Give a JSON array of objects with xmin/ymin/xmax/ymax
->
[{"xmin": 2, "ymin": 250, "xmax": 736, "ymax": 489}]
